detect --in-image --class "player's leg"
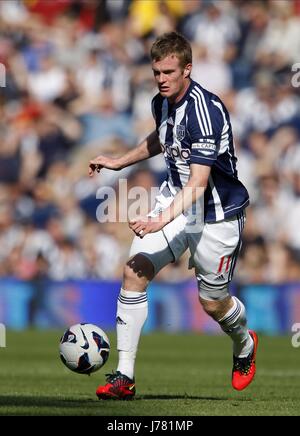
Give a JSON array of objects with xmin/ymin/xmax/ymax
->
[
  {"xmin": 115, "ymin": 211, "xmax": 188, "ymax": 384},
  {"xmin": 200, "ymin": 291, "xmax": 258, "ymax": 391},
  {"xmin": 189, "ymin": 212, "xmax": 258, "ymax": 390},
  {"xmin": 116, "ymin": 233, "xmax": 175, "ymax": 382},
  {"xmin": 96, "ymin": 227, "xmax": 187, "ymax": 399},
  {"xmin": 96, "ymin": 250, "xmax": 157, "ymax": 400}
]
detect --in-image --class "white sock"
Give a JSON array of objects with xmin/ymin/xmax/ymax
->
[
  {"xmin": 116, "ymin": 288, "xmax": 148, "ymax": 380},
  {"xmin": 218, "ymin": 296, "xmax": 253, "ymax": 358}
]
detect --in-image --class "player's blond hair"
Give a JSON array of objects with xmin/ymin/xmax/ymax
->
[{"xmin": 150, "ymin": 32, "xmax": 192, "ymax": 70}]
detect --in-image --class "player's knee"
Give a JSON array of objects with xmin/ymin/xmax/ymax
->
[
  {"xmin": 200, "ymin": 300, "xmax": 220, "ymax": 320},
  {"xmin": 123, "ymin": 254, "xmax": 155, "ymax": 289},
  {"xmin": 199, "ymin": 296, "xmax": 232, "ymax": 321},
  {"xmin": 198, "ymin": 280, "xmax": 230, "ymax": 302},
  {"xmin": 198, "ymin": 280, "xmax": 230, "ymax": 319}
]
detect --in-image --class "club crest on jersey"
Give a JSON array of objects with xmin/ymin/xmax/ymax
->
[{"xmin": 176, "ymin": 124, "xmax": 185, "ymax": 141}]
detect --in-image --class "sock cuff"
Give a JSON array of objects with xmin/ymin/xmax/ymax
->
[
  {"xmin": 118, "ymin": 288, "xmax": 148, "ymax": 308},
  {"xmin": 218, "ymin": 296, "xmax": 243, "ymax": 325},
  {"xmin": 120, "ymin": 288, "xmax": 147, "ymax": 299}
]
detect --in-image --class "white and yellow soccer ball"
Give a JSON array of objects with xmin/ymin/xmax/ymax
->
[{"xmin": 59, "ymin": 323, "xmax": 110, "ymax": 375}]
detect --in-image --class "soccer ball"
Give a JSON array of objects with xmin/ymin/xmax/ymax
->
[{"xmin": 59, "ymin": 323, "xmax": 110, "ymax": 375}]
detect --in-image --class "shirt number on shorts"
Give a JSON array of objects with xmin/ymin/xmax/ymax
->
[{"xmin": 217, "ymin": 256, "xmax": 232, "ymax": 274}]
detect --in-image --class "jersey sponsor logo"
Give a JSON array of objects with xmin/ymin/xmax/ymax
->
[
  {"xmin": 192, "ymin": 142, "xmax": 216, "ymax": 151},
  {"xmin": 176, "ymin": 124, "xmax": 186, "ymax": 141},
  {"xmin": 161, "ymin": 143, "xmax": 191, "ymax": 161}
]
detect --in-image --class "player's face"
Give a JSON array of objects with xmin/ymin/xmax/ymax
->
[{"xmin": 152, "ymin": 55, "xmax": 192, "ymax": 104}]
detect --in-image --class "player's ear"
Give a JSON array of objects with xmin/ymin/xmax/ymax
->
[{"xmin": 183, "ymin": 64, "xmax": 192, "ymax": 78}]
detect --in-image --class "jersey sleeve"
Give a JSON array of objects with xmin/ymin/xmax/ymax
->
[{"xmin": 187, "ymin": 97, "xmax": 223, "ymax": 166}]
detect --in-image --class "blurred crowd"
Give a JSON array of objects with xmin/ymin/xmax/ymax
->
[{"xmin": 1, "ymin": 0, "xmax": 300, "ymax": 285}]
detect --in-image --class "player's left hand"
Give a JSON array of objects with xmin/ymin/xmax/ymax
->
[{"xmin": 129, "ymin": 216, "xmax": 167, "ymax": 238}]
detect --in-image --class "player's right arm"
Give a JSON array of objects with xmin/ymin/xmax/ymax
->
[{"xmin": 88, "ymin": 130, "xmax": 161, "ymax": 177}]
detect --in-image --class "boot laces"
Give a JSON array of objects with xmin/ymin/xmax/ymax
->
[
  {"xmin": 105, "ymin": 371, "xmax": 133, "ymax": 384},
  {"xmin": 233, "ymin": 355, "xmax": 252, "ymax": 375}
]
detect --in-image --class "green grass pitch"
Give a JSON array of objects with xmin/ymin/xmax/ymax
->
[{"xmin": 0, "ymin": 330, "xmax": 300, "ymax": 416}]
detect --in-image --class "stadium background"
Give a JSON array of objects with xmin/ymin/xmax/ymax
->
[{"xmin": 1, "ymin": 0, "xmax": 300, "ymax": 336}]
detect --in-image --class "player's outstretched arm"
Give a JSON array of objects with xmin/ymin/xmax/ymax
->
[{"xmin": 88, "ymin": 130, "xmax": 161, "ymax": 177}]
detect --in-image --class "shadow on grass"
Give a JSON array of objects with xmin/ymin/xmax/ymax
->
[
  {"xmin": 136, "ymin": 394, "xmax": 252, "ymax": 401},
  {"xmin": 0, "ymin": 395, "xmax": 96, "ymax": 409},
  {"xmin": 0, "ymin": 394, "xmax": 252, "ymax": 409}
]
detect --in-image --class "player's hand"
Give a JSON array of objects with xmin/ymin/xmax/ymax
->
[
  {"xmin": 129, "ymin": 216, "xmax": 168, "ymax": 238},
  {"xmin": 88, "ymin": 156, "xmax": 122, "ymax": 177}
]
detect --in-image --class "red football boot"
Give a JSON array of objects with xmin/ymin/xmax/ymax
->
[
  {"xmin": 96, "ymin": 371, "xmax": 135, "ymax": 400},
  {"xmin": 232, "ymin": 330, "xmax": 258, "ymax": 391}
]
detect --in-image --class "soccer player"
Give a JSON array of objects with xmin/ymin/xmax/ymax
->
[{"xmin": 89, "ymin": 32, "xmax": 258, "ymax": 400}]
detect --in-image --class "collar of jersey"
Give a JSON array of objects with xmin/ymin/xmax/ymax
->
[{"xmin": 167, "ymin": 79, "xmax": 195, "ymax": 111}]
